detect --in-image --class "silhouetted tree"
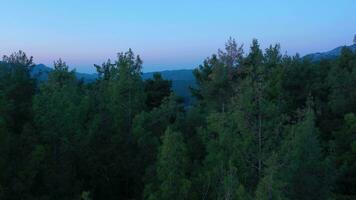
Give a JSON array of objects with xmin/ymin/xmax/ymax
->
[{"xmin": 144, "ymin": 73, "xmax": 172, "ymax": 109}]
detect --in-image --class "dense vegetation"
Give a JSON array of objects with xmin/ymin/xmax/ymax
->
[{"xmin": 0, "ymin": 38, "xmax": 356, "ymax": 200}]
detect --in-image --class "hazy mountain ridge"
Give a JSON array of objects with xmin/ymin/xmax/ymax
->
[
  {"xmin": 31, "ymin": 64, "xmax": 98, "ymax": 81},
  {"xmin": 31, "ymin": 44, "xmax": 356, "ymax": 82},
  {"xmin": 304, "ymin": 44, "xmax": 356, "ymax": 61},
  {"xmin": 31, "ymin": 65, "xmax": 196, "ymax": 103},
  {"xmin": 32, "ymin": 65, "xmax": 195, "ymax": 82},
  {"xmin": 30, "ymin": 43, "xmax": 354, "ymax": 103},
  {"xmin": 142, "ymin": 69, "xmax": 195, "ymax": 81}
]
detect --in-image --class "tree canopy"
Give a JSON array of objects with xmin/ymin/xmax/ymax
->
[{"xmin": 1, "ymin": 37, "xmax": 356, "ymax": 199}]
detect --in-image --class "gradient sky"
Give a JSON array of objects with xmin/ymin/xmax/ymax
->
[{"xmin": 1, "ymin": 0, "xmax": 356, "ymax": 73}]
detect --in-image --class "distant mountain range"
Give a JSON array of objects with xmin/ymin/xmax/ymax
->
[
  {"xmin": 32, "ymin": 64, "xmax": 195, "ymax": 82},
  {"xmin": 32, "ymin": 64, "xmax": 99, "ymax": 81},
  {"xmin": 30, "ymin": 43, "xmax": 356, "ymax": 103},
  {"xmin": 32, "ymin": 44, "xmax": 356, "ymax": 81},
  {"xmin": 304, "ymin": 44, "xmax": 356, "ymax": 61},
  {"xmin": 31, "ymin": 64, "xmax": 196, "ymax": 104}
]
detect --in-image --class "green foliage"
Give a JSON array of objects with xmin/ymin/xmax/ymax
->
[
  {"xmin": 133, "ymin": 94, "xmax": 185, "ymax": 196},
  {"xmin": 281, "ymin": 107, "xmax": 331, "ymax": 200},
  {"xmin": 192, "ymin": 38, "xmax": 243, "ymax": 112},
  {"xmin": 144, "ymin": 72, "xmax": 172, "ymax": 109},
  {"xmin": 85, "ymin": 49, "xmax": 146, "ymax": 199},
  {"xmin": 332, "ymin": 113, "xmax": 356, "ymax": 199},
  {"xmin": 1, "ymin": 39, "xmax": 355, "ymax": 199},
  {"xmin": 197, "ymin": 112, "xmax": 243, "ymax": 199},
  {"xmin": 0, "ymin": 51, "xmax": 38, "ymax": 199},
  {"xmin": 147, "ymin": 127, "xmax": 190, "ymax": 200},
  {"xmin": 328, "ymin": 48, "xmax": 356, "ymax": 116},
  {"xmin": 0, "ymin": 51, "xmax": 35, "ymax": 133},
  {"xmin": 255, "ymin": 153, "xmax": 286, "ymax": 200},
  {"xmin": 104, "ymin": 49, "xmax": 145, "ymax": 133},
  {"xmin": 32, "ymin": 59, "xmax": 87, "ymax": 199}
]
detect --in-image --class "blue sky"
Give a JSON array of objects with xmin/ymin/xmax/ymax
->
[{"xmin": 1, "ymin": 0, "xmax": 356, "ymax": 73}]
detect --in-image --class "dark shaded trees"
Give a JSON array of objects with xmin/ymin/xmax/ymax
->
[
  {"xmin": 192, "ymin": 38, "xmax": 243, "ymax": 112},
  {"xmin": 147, "ymin": 127, "xmax": 190, "ymax": 200},
  {"xmin": 144, "ymin": 72, "xmax": 172, "ymax": 110},
  {"xmin": 1, "ymin": 39, "xmax": 356, "ymax": 200},
  {"xmin": 332, "ymin": 113, "xmax": 356, "ymax": 199},
  {"xmin": 32, "ymin": 59, "xmax": 87, "ymax": 199},
  {"xmin": 280, "ymin": 106, "xmax": 331, "ymax": 200},
  {"xmin": 86, "ymin": 49, "xmax": 146, "ymax": 199},
  {"xmin": 0, "ymin": 51, "xmax": 38, "ymax": 199}
]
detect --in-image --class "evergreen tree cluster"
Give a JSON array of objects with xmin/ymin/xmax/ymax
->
[{"xmin": 0, "ymin": 38, "xmax": 355, "ymax": 200}]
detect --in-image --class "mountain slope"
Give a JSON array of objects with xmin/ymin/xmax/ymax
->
[
  {"xmin": 304, "ymin": 44, "xmax": 356, "ymax": 61},
  {"xmin": 142, "ymin": 69, "xmax": 194, "ymax": 81},
  {"xmin": 31, "ymin": 64, "xmax": 98, "ymax": 82}
]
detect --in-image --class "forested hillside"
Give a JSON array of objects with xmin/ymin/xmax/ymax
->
[{"xmin": 1, "ymin": 38, "xmax": 356, "ymax": 200}]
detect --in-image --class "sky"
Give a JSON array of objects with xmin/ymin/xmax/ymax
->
[{"xmin": 1, "ymin": 0, "xmax": 356, "ymax": 73}]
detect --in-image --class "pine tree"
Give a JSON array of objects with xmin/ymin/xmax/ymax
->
[
  {"xmin": 33, "ymin": 59, "xmax": 88, "ymax": 199},
  {"xmin": 229, "ymin": 39, "xmax": 275, "ymax": 190},
  {"xmin": 0, "ymin": 51, "xmax": 38, "ymax": 199},
  {"xmin": 192, "ymin": 38, "xmax": 243, "ymax": 112},
  {"xmin": 144, "ymin": 72, "xmax": 172, "ymax": 110},
  {"xmin": 281, "ymin": 106, "xmax": 330, "ymax": 200},
  {"xmin": 328, "ymin": 47, "xmax": 356, "ymax": 117},
  {"xmin": 133, "ymin": 94, "xmax": 185, "ymax": 197},
  {"xmin": 198, "ymin": 112, "xmax": 240, "ymax": 199},
  {"xmin": 0, "ymin": 51, "xmax": 35, "ymax": 133},
  {"xmin": 255, "ymin": 153, "xmax": 286, "ymax": 200},
  {"xmin": 148, "ymin": 127, "xmax": 190, "ymax": 200},
  {"xmin": 110, "ymin": 49, "xmax": 145, "ymax": 133},
  {"xmin": 332, "ymin": 113, "xmax": 356, "ymax": 199},
  {"xmin": 87, "ymin": 49, "xmax": 146, "ymax": 199}
]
